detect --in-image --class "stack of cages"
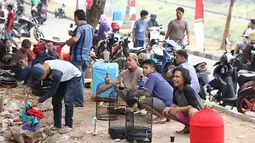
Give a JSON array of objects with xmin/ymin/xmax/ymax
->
[
  {"xmin": 108, "ymin": 88, "xmax": 127, "ymax": 139},
  {"xmin": 96, "ymin": 82, "xmax": 115, "ymax": 121},
  {"xmin": 125, "ymin": 88, "xmax": 153, "ymax": 142}
]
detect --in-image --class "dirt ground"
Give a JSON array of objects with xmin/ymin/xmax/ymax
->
[{"xmin": 1, "ymin": 86, "xmax": 255, "ymax": 143}]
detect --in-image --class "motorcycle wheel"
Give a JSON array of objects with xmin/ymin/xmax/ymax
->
[
  {"xmin": 236, "ymin": 94, "xmax": 255, "ymax": 114},
  {"xmin": 198, "ymin": 85, "xmax": 206, "ymax": 100},
  {"xmin": 33, "ymin": 28, "xmax": 45, "ymax": 42}
]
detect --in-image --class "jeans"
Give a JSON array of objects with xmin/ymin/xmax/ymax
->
[
  {"xmin": 134, "ymin": 39, "xmax": 144, "ymax": 48},
  {"xmin": 5, "ymin": 31, "xmax": 18, "ymax": 47},
  {"xmin": 52, "ymin": 77, "xmax": 82, "ymax": 128},
  {"xmin": 70, "ymin": 54, "xmax": 90, "ymax": 106}
]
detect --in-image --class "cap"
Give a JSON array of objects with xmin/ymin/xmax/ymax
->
[
  {"xmin": 31, "ymin": 63, "xmax": 45, "ymax": 79},
  {"xmin": 128, "ymin": 53, "xmax": 139, "ymax": 65}
]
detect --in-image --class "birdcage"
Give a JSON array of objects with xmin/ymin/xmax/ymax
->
[
  {"xmin": 108, "ymin": 89, "xmax": 127, "ymax": 140},
  {"xmin": 96, "ymin": 82, "xmax": 116, "ymax": 121},
  {"xmin": 125, "ymin": 88, "xmax": 153, "ymax": 142}
]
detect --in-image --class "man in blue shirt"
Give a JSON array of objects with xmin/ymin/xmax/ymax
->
[
  {"xmin": 66, "ymin": 9, "xmax": 94, "ymax": 107},
  {"xmin": 135, "ymin": 59, "xmax": 173, "ymax": 124},
  {"xmin": 166, "ymin": 50, "xmax": 200, "ymax": 93},
  {"xmin": 132, "ymin": 10, "xmax": 149, "ymax": 48}
]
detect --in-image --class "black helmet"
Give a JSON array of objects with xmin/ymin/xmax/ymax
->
[{"xmin": 150, "ymin": 12, "xmax": 157, "ymax": 20}]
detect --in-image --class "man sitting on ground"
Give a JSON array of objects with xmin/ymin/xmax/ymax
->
[
  {"xmin": 134, "ymin": 59, "xmax": 173, "ymax": 124},
  {"xmin": 91, "ymin": 53, "xmax": 144, "ymax": 100}
]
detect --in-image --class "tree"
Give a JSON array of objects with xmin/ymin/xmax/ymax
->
[
  {"xmin": 86, "ymin": 0, "xmax": 106, "ymax": 29},
  {"xmin": 220, "ymin": 0, "xmax": 235, "ymax": 50}
]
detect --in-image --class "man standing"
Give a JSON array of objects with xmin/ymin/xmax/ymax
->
[
  {"xmin": 5, "ymin": 5, "xmax": 18, "ymax": 47},
  {"xmin": 132, "ymin": 10, "xmax": 149, "ymax": 48},
  {"xmin": 66, "ymin": 9, "xmax": 94, "ymax": 107},
  {"xmin": 165, "ymin": 7, "xmax": 190, "ymax": 45}
]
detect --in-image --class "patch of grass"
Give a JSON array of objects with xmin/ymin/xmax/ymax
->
[{"xmin": 110, "ymin": 0, "xmax": 248, "ymax": 49}]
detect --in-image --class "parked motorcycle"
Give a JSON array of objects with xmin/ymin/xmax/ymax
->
[
  {"xmin": 111, "ymin": 33, "xmax": 131, "ymax": 71},
  {"xmin": 193, "ymin": 62, "xmax": 210, "ymax": 100},
  {"xmin": 236, "ymin": 75, "xmax": 255, "ymax": 114},
  {"xmin": 31, "ymin": 5, "xmax": 47, "ymax": 25},
  {"xmin": 206, "ymin": 51, "xmax": 238, "ymax": 107},
  {"xmin": 55, "ymin": 4, "xmax": 66, "ymax": 18},
  {"xmin": 148, "ymin": 25, "xmax": 165, "ymax": 47},
  {"xmin": 11, "ymin": 16, "xmax": 44, "ymax": 41},
  {"xmin": 35, "ymin": 37, "xmax": 97, "ymax": 62}
]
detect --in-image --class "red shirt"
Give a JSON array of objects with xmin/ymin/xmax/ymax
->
[{"xmin": 5, "ymin": 11, "xmax": 15, "ymax": 30}]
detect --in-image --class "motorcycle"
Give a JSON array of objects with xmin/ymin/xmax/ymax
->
[
  {"xmin": 31, "ymin": 5, "xmax": 47, "ymax": 25},
  {"xmin": 206, "ymin": 51, "xmax": 238, "ymax": 107},
  {"xmin": 55, "ymin": 4, "xmax": 66, "ymax": 18},
  {"xmin": 148, "ymin": 25, "xmax": 165, "ymax": 47},
  {"xmin": 111, "ymin": 33, "xmax": 131, "ymax": 71},
  {"xmin": 193, "ymin": 62, "xmax": 210, "ymax": 100},
  {"xmin": 35, "ymin": 37, "xmax": 97, "ymax": 62},
  {"xmin": 236, "ymin": 74, "xmax": 255, "ymax": 114},
  {"xmin": 11, "ymin": 16, "xmax": 44, "ymax": 41}
]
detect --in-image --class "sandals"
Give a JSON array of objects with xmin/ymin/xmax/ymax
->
[
  {"xmin": 147, "ymin": 117, "xmax": 167, "ymax": 124},
  {"xmin": 176, "ymin": 130, "xmax": 190, "ymax": 134}
]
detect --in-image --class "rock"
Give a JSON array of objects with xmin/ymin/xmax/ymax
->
[
  {"xmin": 3, "ymin": 99, "xmax": 8, "ymax": 105},
  {"xmin": 19, "ymin": 130, "xmax": 44, "ymax": 143},
  {"xmin": 4, "ymin": 108, "xmax": 15, "ymax": 113},
  {"xmin": 13, "ymin": 116, "xmax": 20, "ymax": 122},
  {"xmin": 3, "ymin": 131, "xmax": 12, "ymax": 141},
  {"xmin": 0, "ymin": 111, "xmax": 10, "ymax": 118},
  {"xmin": 42, "ymin": 133, "xmax": 47, "ymax": 140},
  {"xmin": 114, "ymin": 139, "xmax": 121, "ymax": 142},
  {"xmin": 42, "ymin": 127, "xmax": 51, "ymax": 136},
  {"xmin": 238, "ymin": 136, "xmax": 245, "ymax": 139},
  {"xmin": 0, "ymin": 136, "xmax": 4, "ymax": 143}
]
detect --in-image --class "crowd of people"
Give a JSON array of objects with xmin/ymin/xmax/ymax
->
[{"xmin": 0, "ymin": 3, "xmax": 203, "ymax": 135}]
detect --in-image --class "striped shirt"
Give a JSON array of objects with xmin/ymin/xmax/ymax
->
[{"xmin": 71, "ymin": 22, "xmax": 94, "ymax": 61}]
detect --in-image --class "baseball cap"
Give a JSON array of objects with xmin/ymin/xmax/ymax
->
[{"xmin": 31, "ymin": 63, "xmax": 45, "ymax": 80}]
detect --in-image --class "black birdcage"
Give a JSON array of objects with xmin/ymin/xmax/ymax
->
[
  {"xmin": 125, "ymin": 88, "xmax": 153, "ymax": 142},
  {"xmin": 108, "ymin": 89, "xmax": 127, "ymax": 140},
  {"xmin": 96, "ymin": 82, "xmax": 116, "ymax": 121}
]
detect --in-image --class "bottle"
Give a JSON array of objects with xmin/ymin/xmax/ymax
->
[
  {"xmin": 92, "ymin": 116, "xmax": 98, "ymax": 136},
  {"xmin": 119, "ymin": 77, "xmax": 124, "ymax": 90},
  {"xmin": 138, "ymin": 76, "xmax": 144, "ymax": 88}
]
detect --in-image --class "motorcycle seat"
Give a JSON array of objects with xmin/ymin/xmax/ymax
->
[
  {"xmin": 193, "ymin": 62, "xmax": 207, "ymax": 68},
  {"xmin": 40, "ymin": 38, "xmax": 66, "ymax": 46},
  {"xmin": 129, "ymin": 47, "xmax": 146, "ymax": 53}
]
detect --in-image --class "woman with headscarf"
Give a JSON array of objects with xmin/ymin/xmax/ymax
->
[{"xmin": 94, "ymin": 14, "xmax": 111, "ymax": 40}]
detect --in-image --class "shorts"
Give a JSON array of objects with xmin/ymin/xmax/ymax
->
[
  {"xmin": 177, "ymin": 112, "xmax": 190, "ymax": 125},
  {"xmin": 142, "ymin": 97, "xmax": 166, "ymax": 113},
  {"xmin": 236, "ymin": 40, "xmax": 246, "ymax": 49}
]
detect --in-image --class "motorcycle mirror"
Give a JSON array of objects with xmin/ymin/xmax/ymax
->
[
  {"xmin": 70, "ymin": 23, "xmax": 73, "ymax": 28},
  {"xmin": 160, "ymin": 31, "xmax": 165, "ymax": 36}
]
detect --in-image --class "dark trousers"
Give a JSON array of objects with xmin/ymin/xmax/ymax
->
[{"xmin": 52, "ymin": 77, "xmax": 81, "ymax": 128}]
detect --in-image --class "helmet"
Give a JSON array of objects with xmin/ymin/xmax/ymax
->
[
  {"xmin": 150, "ymin": 12, "xmax": 157, "ymax": 20},
  {"xmin": 111, "ymin": 22, "xmax": 120, "ymax": 31},
  {"xmin": 33, "ymin": 42, "xmax": 46, "ymax": 54}
]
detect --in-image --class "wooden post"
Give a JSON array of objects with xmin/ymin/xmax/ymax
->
[{"xmin": 0, "ymin": 95, "xmax": 3, "ymax": 113}]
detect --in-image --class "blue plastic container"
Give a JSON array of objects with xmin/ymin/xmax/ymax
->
[
  {"xmin": 92, "ymin": 62, "xmax": 119, "ymax": 97},
  {"xmin": 113, "ymin": 10, "xmax": 122, "ymax": 21}
]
